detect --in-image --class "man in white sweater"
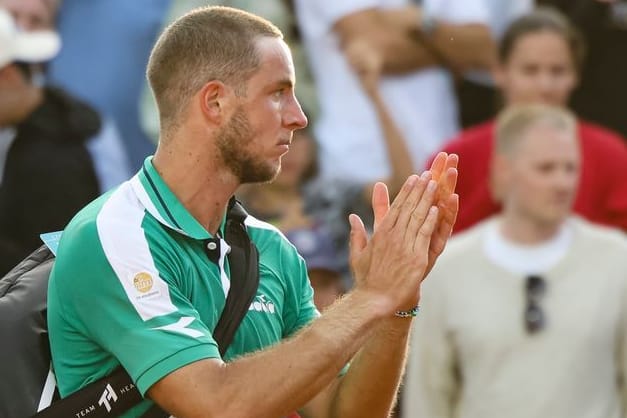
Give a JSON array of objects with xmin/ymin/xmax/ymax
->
[{"xmin": 403, "ymin": 103, "xmax": 627, "ymax": 418}]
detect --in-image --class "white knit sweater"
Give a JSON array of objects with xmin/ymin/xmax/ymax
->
[{"xmin": 403, "ymin": 217, "xmax": 627, "ymax": 418}]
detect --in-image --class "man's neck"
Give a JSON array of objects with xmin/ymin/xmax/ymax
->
[
  {"xmin": 152, "ymin": 143, "xmax": 238, "ymax": 235},
  {"xmin": 499, "ymin": 212, "xmax": 566, "ymax": 245}
]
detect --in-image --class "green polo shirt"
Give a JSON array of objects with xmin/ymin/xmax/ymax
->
[{"xmin": 48, "ymin": 157, "xmax": 319, "ymax": 417}]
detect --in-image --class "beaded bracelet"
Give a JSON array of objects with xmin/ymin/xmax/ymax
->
[{"xmin": 395, "ymin": 306, "xmax": 420, "ymax": 318}]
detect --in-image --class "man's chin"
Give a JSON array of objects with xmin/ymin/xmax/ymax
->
[{"xmin": 239, "ymin": 165, "xmax": 280, "ymax": 185}]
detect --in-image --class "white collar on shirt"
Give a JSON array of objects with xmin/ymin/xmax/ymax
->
[{"xmin": 483, "ymin": 218, "xmax": 573, "ymax": 277}]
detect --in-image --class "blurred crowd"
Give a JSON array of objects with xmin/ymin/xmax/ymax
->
[{"xmin": 0, "ymin": 0, "xmax": 626, "ymax": 417}]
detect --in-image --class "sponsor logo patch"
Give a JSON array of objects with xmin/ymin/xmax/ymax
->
[
  {"xmin": 249, "ymin": 294, "xmax": 276, "ymax": 314},
  {"xmin": 133, "ymin": 272, "xmax": 153, "ymax": 293}
]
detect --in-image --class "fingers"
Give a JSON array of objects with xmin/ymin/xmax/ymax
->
[
  {"xmin": 437, "ymin": 190, "xmax": 459, "ymax": 229},
  {"xmin": 377, "ymin": 174, "xmax": 420, "ymax": 232},
  {"xmin": 403, "ymin": 178, "xmax": 437, "ymax": 243},
  {"xmin": 442, "ymin": 166, "xmax": 458, "ymax": 196},
  {"xmin": 348, "ymin": 213, "xmax": 368, "ymax": 258},
  {"xmin": 414, "ymin": 206, "xmax": 439, "ymax": 253},
  {"xmin": 444, "ymin": 153, "xmax": 459, "ymax": 170},
  {"xmin": 430, "ymin": 153, "xmax": 458, "ymax": 214},
  {"xmin": 429, "ymin": 152, "xmax": 447, "ymax": 181},
  {"xmin": 371, "ymin": 182, "xmax": 390, "ymax": 232},
  {"xmin": 423, "ymin": 193, "xmax": 459, "ymax": 277},
  {"xmin": 393, "ymin": 172, "xmax": 432, "ymax": 234},
  {"xmin": 432, "ymin": 193, "xmax": 459, "ymax": 254}
]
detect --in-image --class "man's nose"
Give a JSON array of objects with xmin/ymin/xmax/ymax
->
[{"xmin": 284, "ymin": 96, "xmax": 308, "ymax": 130}]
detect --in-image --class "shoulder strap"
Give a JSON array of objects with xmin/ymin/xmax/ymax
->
[
  {"xmin": 34, "ymin": 198, "xmax": 260, "ymax": 418},
  {"xmin": 33, "ymin": 367, "xmax": 143, "ymax": 418},
  {"xmin": 141, "ymin": 198, "xmax": 260, "ymax": 418},
  {"xmin": 213, "ymin": 197, "xmax": 260, "ymax": 357}
]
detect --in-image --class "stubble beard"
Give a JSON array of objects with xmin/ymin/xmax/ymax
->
[{"xmin": 216, "ymin": 106, "xmax": 280, "ymax": 184}]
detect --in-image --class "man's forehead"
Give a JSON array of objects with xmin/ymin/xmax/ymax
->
[
  {"xmin": 517, "ymin": 128, "xmax": 579, "ymax": 158},
  {"xmin": 253, "ymin": 37, "xmax": 296, "ymax": 82}
]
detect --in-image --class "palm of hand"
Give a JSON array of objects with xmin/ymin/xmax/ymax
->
[{"xmin": 348, "ymin": 153, "xmax": 459, "ymax": 312}]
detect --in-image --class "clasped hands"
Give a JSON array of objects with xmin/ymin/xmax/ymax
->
[{"xmin": 349, "ymin": 152, "xmax": 459, "ymax": 315}]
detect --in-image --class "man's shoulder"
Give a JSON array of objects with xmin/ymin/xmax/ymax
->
[
  {"xmin": 571, "ymin": 216, "xmax": 627, "ymax": 250},
  {"xmin": 427, "ymin": 220, "xmax": 490, "ymax": 284},
  {"xmin": 60, "ymin": 193, "xmax": 112, "ymax": 247},
  {"xmin": 443, "ymin": 220, "xmax": 488, "ymax": 258},
  {"xmin": 243, "ymin": 214, "xmax": 307, "ymax": 267},
  {"xmin": 244, "ymin": 214, "xmax": 291, "ymax": 249},
  {"xmin": 422, "ymin": 221, "xmax": 491, "ymax": 300},
  {"xmin": 53, "ymin": 182, "xmax": 154, "ymax": 274}
]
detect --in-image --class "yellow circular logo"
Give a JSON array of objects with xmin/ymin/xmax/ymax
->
[{"xmin": 133, "ymin": 272, "xmax": 153, "ymax": 293}]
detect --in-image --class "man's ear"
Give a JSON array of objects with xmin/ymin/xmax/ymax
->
[{"xmin": 199, "ymin": 80, "xmax": 233, "ymax": 124}]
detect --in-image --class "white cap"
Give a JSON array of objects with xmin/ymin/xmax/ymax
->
[{"xmin": 0, "ymin": 8, "xmax": 61, "ymax": 69}]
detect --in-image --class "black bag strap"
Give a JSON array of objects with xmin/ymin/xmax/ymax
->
[
  {"xmin": 34, "ymin": 198, "xmax": 260, "ymax": 418},
  {"xmin": 141, "ymin": 198, "xmax": 260, "ymax": 418},
  {"xmin": 34, "ymin": 367, "xmax": 144, "ymax": 418},
  {"xmin": 214, "ymin": 197, "xmax": 260, "ymax": 357}
]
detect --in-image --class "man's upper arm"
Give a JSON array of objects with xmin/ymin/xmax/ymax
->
[
  {"xmin": 281, "ymin": 238, "xmax": 320, "ymax": 337},
  {"xmin": 332, "ymin": 8, "xmax": 381, "ymax": 47},
  {"xmin": 146, "ymin": 357, "xmax": 227, "ymax": 417},
  {"xmin": 333, "ymin": 7, "xmax": 440, "ymax": 74}
]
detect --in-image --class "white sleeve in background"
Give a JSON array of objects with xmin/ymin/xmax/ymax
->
[
  {"xmin": 425, "ymin": 0, "xmax": 534, "ymax": 37},
  {"xmin": 423, "ymin": 0, "xmax": 490, "ymax": 23},
  {"xmin": 86, "ymin": 117, "xmax": 133, "ymax": 193},
  {"xmin": 293, "ymin": 0, "xmax": 381, "ymax": 36}
]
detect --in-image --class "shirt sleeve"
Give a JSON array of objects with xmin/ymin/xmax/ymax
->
[
  {"xmin": 294, "ymin": 0, "xmax": 381, "ymax": 35},
  {"xmin": 54, "ymin": 223, "xmax": 221, "ymax": 396},
  {"xmin": 280, "ymin": 238, "xmax": 320, "ymax": 337},
  {"xmin": 424, "ymin": 0, "xmax": 490, "ymax": 23}
]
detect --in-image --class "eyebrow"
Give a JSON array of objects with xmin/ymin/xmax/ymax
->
[{"xmin": 274, "ymin": 79, "xmax": 294, "ymax": 89}]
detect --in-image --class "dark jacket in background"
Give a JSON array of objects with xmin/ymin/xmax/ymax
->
[
  {"xmin": 0, "ymin": 87, "xmax": 100, "ymax": 275},
  {"xmin": 540, "ymin": 0, "xmax": 627, "ymax": 139}
]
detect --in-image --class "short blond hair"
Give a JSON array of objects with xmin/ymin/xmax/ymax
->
[
  {"xmin": 495, "ymin": 104, "xmax": 577, "ymax": 156},
  {"xmin": 146, "ymin": 6, "xmax": 283, "ymax": 134}
]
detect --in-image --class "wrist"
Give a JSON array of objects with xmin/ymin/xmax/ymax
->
[
  {"xmin": 348, "ymin": 288, "xmax": 396, "ymax": 320},
  {"xmin": 395, "ymin": 305, "xmax": 420, "ymax": 318}
]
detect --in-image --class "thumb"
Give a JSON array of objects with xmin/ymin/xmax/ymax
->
[{"xmin": 348, "ymin": 213, "xmax": 368, "ymax": 257}]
